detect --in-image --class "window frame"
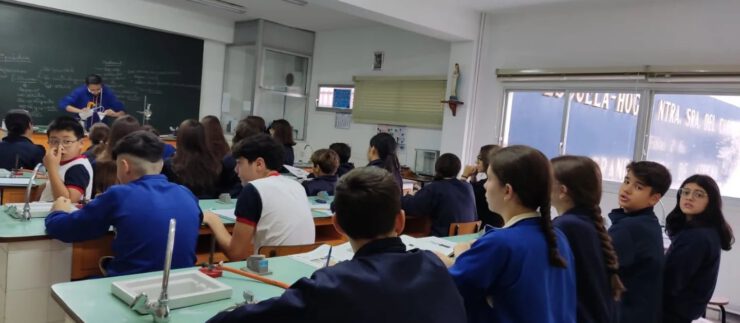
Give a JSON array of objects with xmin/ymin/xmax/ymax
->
[{"xmin": 500, "ymin": 82, "xmax": 740, "ymax": 203}]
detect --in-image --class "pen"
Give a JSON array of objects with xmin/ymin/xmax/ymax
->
[{"xmin": 325, "ymin": 246, "xmax": 333, "ymax": 267}]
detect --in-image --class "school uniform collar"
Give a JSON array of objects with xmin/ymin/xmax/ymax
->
[
  {"xmin": 2, "ymin": 135, "xmax": 33, "ymax": 143},
  {"xmin": 367, "ymin": 159, "xmax": 384, "ymax": 167},
  {"xmin": 503, "ymin": 212, "xmax": 540, "ymax": 228},
  {"xmin": 133, "ymin": 174, "xmax": 168, "ymax": 183},
  {"xmin": 314, "ymin": 174, "xmax": 338, "ymax": 182},
  {"xmin": 353, "ymin": 237, "xmax": 406, "ymax": 259},
  {"xmin": 60, "ymin": 155, "xmax": 87, "ymax": 166},
  {"xmin": 609, "ymin": 206, "xmax": 655, "ymax": 223}
]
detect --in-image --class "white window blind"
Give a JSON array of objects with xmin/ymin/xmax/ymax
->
[{"xmin": 352, "ymin": 76, "xmax": 446, "ymax": 129}]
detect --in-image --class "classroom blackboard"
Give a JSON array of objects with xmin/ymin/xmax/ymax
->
[{"xmin": 0, "ymin": 2, "xmax": 203, "ymax": 132}]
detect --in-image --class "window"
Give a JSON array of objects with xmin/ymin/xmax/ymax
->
[
  {"xmin": 504, "ymin": 90, "xmax": 640, "ymax": 182},
  {"xmin": 352, "ymin": 76, "xmax": 446, "ymax": 129},
  {"xmin": 647, "ymin": 94, "xmax": 740, "ymax": 197},
  {"xmin": 317, "ymin": 85, "xmax": 354, "ymax": 112}
]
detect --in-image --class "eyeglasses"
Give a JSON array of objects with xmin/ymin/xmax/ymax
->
[
  {"xmin": 679, "ymin": 188, "xmax": 707, "ymax": 199},
  {"xmin": 48, "ymin": 139, "xmax": 79, "ymax": 147}
]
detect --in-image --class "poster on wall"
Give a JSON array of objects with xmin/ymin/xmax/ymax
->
[{"xmin": 377, "ymin": 124, "xmax": 406, "ymax": 152}]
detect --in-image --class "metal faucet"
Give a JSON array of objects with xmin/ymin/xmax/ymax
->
[
  {"xmin": 131, "ymin": 218, "xmax": 176, "ymax": 322},
  {"xmin": 21, "ymin": 163, "xmax": 43, "ymax": 221}
]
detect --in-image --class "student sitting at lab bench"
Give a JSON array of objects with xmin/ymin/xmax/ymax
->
[
  {"xmin": 207, "ymin": 167, "xmax": 467, "ymax": 323},
  {"xmin": 39, "ymin": 116, "xmax": 93, "ymax": 202},
  {"xmin": 402, "ymin": 153, "xmax": 477, "ymax": 237},
  {"xmin": 45, "ymin": 131, "xmax": 202, "ymax": 276},
  {"xmin": 202, "ymin": 134, "xmax": 315, "ymax": 260},
  {"xmin": 302, "ymin": 149, "xmax": 339, "ymax": 196},
  {"xmin": 0, "ymin": 109, "xmax": 45, "ymax": 170}
]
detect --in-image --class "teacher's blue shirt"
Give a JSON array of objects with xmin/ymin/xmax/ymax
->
[{"xmin": 58, "ymin": 84, "xmax": 125, "ymax": 129}]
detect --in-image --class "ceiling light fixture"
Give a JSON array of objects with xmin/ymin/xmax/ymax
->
[
  {"xmin": 186, "ymin": 0, "xmax": 247, "ymax": 14},
  {"xmin": 282, "ymin": 0, "xmax": 308, "ymax": 6}
]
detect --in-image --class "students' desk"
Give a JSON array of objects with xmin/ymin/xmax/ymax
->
[
  {"xmin": 0, "ymin": 205, "xmax": 74, "ymax": 322},
  {"xmin": 70, "ymin": 197, "xmax": 344, "ymax": 280},
  {"xmin": 0, "ymin": 173, "xmax": 44, "ymax": 204},
  {"xmin": 52, "ymin": 233, "xmax": 479, "ymax": 323}
]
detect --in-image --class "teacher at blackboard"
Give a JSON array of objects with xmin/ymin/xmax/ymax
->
[{"xmin": 58, "ymin": 74, "xmax": 126, "ymax": 130}]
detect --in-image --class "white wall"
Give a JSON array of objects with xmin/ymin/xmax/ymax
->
[
  {"xmin": 465, "ymin": 0, "xmax": 740, "ymax": 313},
  {"xmin": 10, "ymin": 0, "xmax": 233, "ymax": 119},
  {"xmin": 305, "ymin": 25, "xmax": 451, "ymax": 166}
]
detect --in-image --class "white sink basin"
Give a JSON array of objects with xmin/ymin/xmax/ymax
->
[{"xmin": 111, "ymin": 271, "xmax": 232, "ymax": 310}]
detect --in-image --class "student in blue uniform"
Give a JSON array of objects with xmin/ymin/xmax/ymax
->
[
  {"xmin": 608, "ymin": 161, "xmax": 671, "ymax": 323},
  {"xmin": 442, "ymin": 145, "xmax": 576, "ymax": 323},
  {"xmin": 402, "ymin": 153, "xmax": 476, "ymax": 237},
  {"xmin": 0, "ymin": 109, "xmax": 44, "ymax": 170},
  {"xmin": 207, "ymin": 167, "xmax": 467, "ymax": 323},
  {"xmin": 551, "ymin": 156, "xmax": 625, "ymax": 323},
  {"xmin": 39, "ymin": 116, "xmax": 93, "ymax": 202},
  {"xmin": 58, "ymin": 74, "xmax": 125, "ymax": 130},
  {"xmin": 302, "ymin": 149, "xmax": 339, "ymax": 196},
  {"xmin": 330, "ymin": 142, "xmax": 354, "ymax": 177},
  {"xmin": 663, "ymin": 175, "xmax": 734, "ymax": 323},
  {"xmin": 367, "ymin": 132, "xmax": 402, "ymax": 191},
  {"xmin": 46, "ymin": 131, "xmax": 201, "ymax": 276},
  {"xmin": 462, "ymin": 144, "xmax": 504, "ymax": 227},
  {"xmin": 162, "ymin": 119, "xmax": 222, "ymax": 199},
  {"xmin": 268, "ymin": 119, "xmax": 296, "ymax": 166}
]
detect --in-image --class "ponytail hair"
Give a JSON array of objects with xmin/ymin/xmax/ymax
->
[
  {"xmin": 369, "ymin": 132, "xmax": 400, "ymax": 176},
  {"xmin": 551, "ymin": 155, "xmax": 626, "ymax": 300},
  {"xmin": 490, "ymin": 145, "xmax": 567, "ymax": 268}
]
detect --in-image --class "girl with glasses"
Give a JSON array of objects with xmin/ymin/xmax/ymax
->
[{"xmin": 663, "ymin": 175, "xmax": 735, "ymax": 323}]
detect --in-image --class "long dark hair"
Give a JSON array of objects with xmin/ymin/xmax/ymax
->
[
  {"xmin": 201, "ymin": 115, "xmax": 230, "ymax": 159},
  {"xmin": 490, "ymin": 145, "xmax": 567, "ymax": 268},
  {"xmin": 94, "ymin": 116, "xmax": 141, "ymax": 195},
  {"xmin": 666, "ymin": 174, "xmax": 734, "ymax": 251},
  {"xmin": 233, "ymin": 116, "xmax": 267, "ymax": 145},
  {"xmin": 172, "ymin": 119, "xmax": 222, "ymax": 195},
  {"xmin": 369, "ymin": 132, "xmax": 400, "ymax": 176},
  {"xmin": 269, "ymin": 119, "xmax": 295, "ymax": 146},
  {"xmin": 551, "ymin": 155, "xmax": 626, "ymax": 300},
  {"xmin": 471, "ymin": 144, "xmax": 501, "ymax": 183}
]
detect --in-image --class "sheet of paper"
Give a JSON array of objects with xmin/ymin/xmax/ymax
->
[
  {"xmin": 283, "ymin": 164, "xmax": 309, "ymax": 179},
  {"xmin": 290, "ymin": 242, "xmax": 354, "ymax": 269},
  {"xmin": 211, "ymin": 208, "xmax": 236, "ymax": 220},
  {"xmin": 400, "ymin": 235, "xmax": 454, "ymax": 256}
]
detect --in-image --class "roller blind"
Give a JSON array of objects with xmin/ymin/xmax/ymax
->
[{"xmin": 352, "ymin": 76, "xmax": 446, "ymax": 129}]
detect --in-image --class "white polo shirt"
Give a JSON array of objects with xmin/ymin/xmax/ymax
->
[{"xmin": 234, "ymin": 173, "xmax": 315, "ymax": 252}]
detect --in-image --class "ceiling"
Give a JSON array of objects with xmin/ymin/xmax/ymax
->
[{"xmin": 147, "ymin": 0, "xmax": 379, "ymax": 31}]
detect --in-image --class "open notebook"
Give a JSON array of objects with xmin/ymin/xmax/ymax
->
[{"xmin": 290, "ymin": 235, "xmax": 455, "ymax": 269}]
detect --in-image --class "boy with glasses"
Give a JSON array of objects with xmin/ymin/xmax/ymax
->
[{"xmin": 39, "ymin": 116, "xmax": 93, "ymax": 202}]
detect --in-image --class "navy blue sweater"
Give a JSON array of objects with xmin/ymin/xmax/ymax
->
[
  {"xmin": 367, "ymin": 159, "xmax": 403, "ymax": 192},
  {"xmin": 401, "ymin": 178, "xmax": 477, "ymax": 237},
  {"xmin": 663, "ymin": 226, "xmax": 722, "ymax": 323},
  {"xmin": 336, "ymin": 162, "xmax": 355, "ymax": 178},
  {"xmin": 608, "ymin": 207, "xmax": 664, "ymax": 323},
  {"xmin": 207, "ymin": 237, "xmax": 467, "ymax": 323},
  {"xmin": 301, "ymin": 175, "xmax": 338, "ymax": 196},
  {"xmin": 45, "ymin": 175, "xmax": 202, "ymax": 276},
  {"xmin": 471, "ymin": 180, "xmax": 504, "ymax": 227},
  {"xmin": 283, "ymin": 144, "xmax": 295, "ymax": 166},
  {"xmin": 554, "ymin": 208, "xmax": 616, "ymax": 323},
  {"xmin": 0, "ymin": 135, "xmax": 45, "ymax": 170}
]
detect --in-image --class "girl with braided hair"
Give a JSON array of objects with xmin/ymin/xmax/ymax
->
[
  {"xmin": 551, "ymin": 155, "xmax": 625, "ymax": 323},
  {"xmin": 445, "ymin": 145, "xmax": 576, "ymax": 323}
]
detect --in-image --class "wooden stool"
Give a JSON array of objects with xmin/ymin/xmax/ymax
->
[{"xmin": 706, "ymin": 296, "xmax": 729, "ymax": 323}]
